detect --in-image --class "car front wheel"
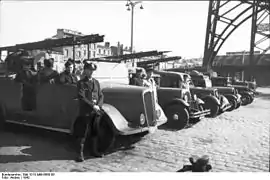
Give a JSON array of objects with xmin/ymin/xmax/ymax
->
[
  {"xmin": 241, "ymin": 94, "xmax": 251, "ymax": 106},
  {"xmin": 203, "ymin": 96, "xmax": 219, "ymax": 118},
  {"xmin": 226, "ymin": 96, "xmax": 237, "ymax": 112},
  {"xmin": 165, "ymin": 104, "xmax": 190, "ymax": 130}
]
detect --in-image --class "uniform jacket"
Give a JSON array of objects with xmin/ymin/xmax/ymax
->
[
  {"xmin": 15, "ymin": 69, "xmax": 37, "ymax": 90},
  {"xmin": 38, "ymin": 67, "xmax": 59, "ymax": 84},
  {"xmin": 77, "ymin": 77, "xmax": 104, "ymax": 115},
  {"xmin": 59, "ymin": 71, "xmax": 77, "ymax": 85}
]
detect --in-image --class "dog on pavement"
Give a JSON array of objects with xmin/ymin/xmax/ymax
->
[{"xmin": 177, "ymin": 155, "xmax": 212, "ymax": 172}]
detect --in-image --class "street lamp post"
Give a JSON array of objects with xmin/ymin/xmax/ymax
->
[
  {"xmin": 126, "ymin": 0, "xmax": 143, "ymax": 65},
  {"xmin": 242, "ymin": 50, "xmax": 246, "ymax": 81}
]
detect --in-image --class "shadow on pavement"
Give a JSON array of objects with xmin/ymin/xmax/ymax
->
[
  {"xmin": 257, "ymin": 91, "xmax": 270, "ymax": 100},
  {"xmin": 157, "ymin": 118, "xmax": 201, "ymax": 131},
  {"xmin": 0, "ymin": 124, "xmax": 76, "ymax": 163},
  {"xmin": 0, "ymin": 124, "xmax": 148, "ymax": 164}
]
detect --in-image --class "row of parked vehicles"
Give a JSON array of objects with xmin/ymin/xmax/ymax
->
[{"xmin": 0, "ymin": 53, "xmax": 257, "ymax": 155}]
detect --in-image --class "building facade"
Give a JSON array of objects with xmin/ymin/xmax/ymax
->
[{"xmin": 53, "ymin": 29, "xmax": 113, "ymax": 61}]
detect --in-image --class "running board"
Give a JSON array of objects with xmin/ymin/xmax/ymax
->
[{"xmin": 5, "ymin": 120, "xmax": 71, "ymax": 134}]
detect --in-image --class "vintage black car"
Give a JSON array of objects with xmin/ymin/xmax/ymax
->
[
  {"xmin": 211, "ymin": 76, "xmax": 255, "ymax": 105},
  {"xmin": 188, "ymin": 71, "xmax": 242, "ymax": 111},
  {"xmin": 152, "ymin": 71, "xmax": 211, "ymax": 129}
]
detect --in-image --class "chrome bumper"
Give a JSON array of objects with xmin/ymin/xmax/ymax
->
[{"xmin": 190, "ymin": 109, "xmax": 211, "ymax": 119}]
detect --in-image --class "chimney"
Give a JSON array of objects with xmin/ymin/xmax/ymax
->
[
  {"xmin": 120, "ymin": 44, "xmax": 124, "ymax": 55},
  {"xmin": 105, "ymin": 42, "xmax": 110, "ymax": 48},
  {"xmin": 56, "ymin": 29, "xmax": 64, "ymax": 38}
]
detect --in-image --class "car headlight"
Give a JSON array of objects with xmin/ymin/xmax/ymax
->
[
  {"xmin": 193, "ymin": 94, "xmax": 197, "ymax": 101},
  {"xmin": 215, "ymin": 91, "xmax": 219, "ymax": 97},
  {"xmin": 184, "ymin": 94, "xmax": 189, "ymax": 102},
  {"xmin": 156, "ymin": 109, "xmax": 161, "ymax": 119},
  {"xmin": 140, "ymin": 113, "xmax": 146, "ymax": 125}
]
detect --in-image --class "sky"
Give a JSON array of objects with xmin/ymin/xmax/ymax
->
[{"xmin": 0, "ymin": 0, "xmax": 257, "ymax": 59}]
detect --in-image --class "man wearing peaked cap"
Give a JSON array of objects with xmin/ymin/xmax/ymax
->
[
  {"xmin": 83, "ymin": 61, "xmax": 97, "ymax": 70},
  {"xmin": 75, "ymin": 61, "xmax": 104, "ymax": 162}
]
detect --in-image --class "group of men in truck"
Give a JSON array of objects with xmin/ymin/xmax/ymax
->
[{"xmin": 9, "ymin": 53, "xmax": 105, "ymax": 162}]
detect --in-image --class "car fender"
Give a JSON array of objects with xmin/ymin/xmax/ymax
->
[
  {"xmin": 201, "ymin": 95, "xmax": 220, "ymax": 106},
  {"xmin": 166, "ymin": 98, "xmax": 190, "ymax": 109},
  {"xmin": 224, "ymin": 94, "xmax": 237, "ymax": 101},
  {"xmin": 71, "ymin": 103, "xmax": 130, "ymax": 136},
  {"xmin": 196, "ymin": 98, "xmax": 205, "ymax": 105},
  {"xmin": 241, "ymin": 91, "xmax": 253, "ymax": 98},
  {"xmin": 100, "ymin": 103, "xmax": 131, "ymax": 135}
]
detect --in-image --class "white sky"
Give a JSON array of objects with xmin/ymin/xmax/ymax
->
[{"xmin": 0, "ymin": 0, "xmax": 254, "ymax": 59}]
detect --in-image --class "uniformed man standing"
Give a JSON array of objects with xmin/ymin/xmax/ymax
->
[
  {"xmin": 75, "ymin": 61, "xmax": 104, "ymax": 162},
  {"xmin": 59, "ymin": 60, "xmax": 77, "ymax": 85}
]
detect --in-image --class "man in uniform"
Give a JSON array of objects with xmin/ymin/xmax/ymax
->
[
  {"xmin": 58, "ymin": 60, "xmax": 77, "ymax": 85},
  {"xmin": 133, "ymin": 68, "xmax": 145, "ymax": 86},
  {"xmin": 145, "ymin": 68, "xmax": 158, "ymax": 102},
  {"xmin": 75, "ymin": 61, "xmax": 104, "ymax": 162},
  {"xmin": 180, "ymin": 74, "xmax": 190, "ymax": 89},
  {"xmin": 37, "ymin": 58, "xmax": 59, "ymax": 84},
  {"xmin": 14, "ymin": 56, "xmax": 37, "ymax": 111}
]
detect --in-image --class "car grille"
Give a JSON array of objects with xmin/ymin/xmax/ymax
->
[{"xmin": 143, "ymin": 91, "xmax": 156, "ymax": 126}]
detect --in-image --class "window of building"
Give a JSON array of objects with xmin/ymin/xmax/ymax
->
[
  {"xmin": 64, "ymin": 49, "xmax": 68, "ymax": 57},
  {"xmin": 98, "ymin": 49, "xmax": 101, "ymax": 54},
  {"xmin": 93, "ymin": 51, "xmax": 96, "ymax": 58},
  {"xmin": 89, "ymin": 51, "xmax": 91, "ymax": 58},
  {"xmin": 103, "ymin": 49, "xmax": 106, "ymax": 55},
  {"xmin": 84, "ymin": 50, "xmax": 87, "ymax": 57}
]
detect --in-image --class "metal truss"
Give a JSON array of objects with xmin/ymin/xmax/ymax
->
[{"xmin": 203, "ymin": 0, "xmax": 270, "ymax": 70}]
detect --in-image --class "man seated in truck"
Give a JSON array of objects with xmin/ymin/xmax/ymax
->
[
  {"xmin": 37, "ymin": 58, "xmax": 59, "ymax": 84},
  {"xmin": 58, "ymin": 60, "xmax": 78, "ymax": 85},
  {"xmin": 14, "ymin": 56, "xmax": 37, "ymax": 111}
]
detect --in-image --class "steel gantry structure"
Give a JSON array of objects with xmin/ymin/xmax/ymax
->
[{"xmin": 203, "ymin": 0, "xmax": 270, "ymax": 78}]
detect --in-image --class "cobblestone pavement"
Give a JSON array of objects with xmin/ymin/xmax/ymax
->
[{"xmin": 0, "ymin": 87, "xmax": 269, "ymax": 172}]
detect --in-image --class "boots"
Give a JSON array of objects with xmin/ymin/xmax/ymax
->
[
  {"xmin": 91, "ymin": 137, "xmax": 103, "ymax": 158},
  {"xmin": 76, "ymin": 139, "xmax": 85, "ymax": 162}
]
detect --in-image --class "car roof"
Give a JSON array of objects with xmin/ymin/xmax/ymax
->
[{"xmin": 154, "ymin": 70, "xmax": 189, "ymax": 77}]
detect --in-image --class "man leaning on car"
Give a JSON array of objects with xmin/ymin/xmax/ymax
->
[{"xmin": 75, "ymin": 60, "xmax": 104, "ymax": 162}]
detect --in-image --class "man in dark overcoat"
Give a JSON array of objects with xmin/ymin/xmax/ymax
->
[{"xmin": 75, "ymin": 61, "xmax": 104, "ymax": 162}]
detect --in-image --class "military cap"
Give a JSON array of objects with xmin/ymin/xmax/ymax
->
[
  {"xmin": 83, "ymin": 60, "xmax": 97, "ymax": 71},
  {"xmin": 67, "ymin": 58, "xmax": 75, "ymax": 63},
  {"xmin": 21, "ymin": 55, "xmax": 34, "ymax": 65},
  {"xmin": 64, "ymin": 60, "xmax": 73, "ymax": 67},
  {"xmin": 44, "ymin": 58, "xmax": 54, "ymax": 67}
]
